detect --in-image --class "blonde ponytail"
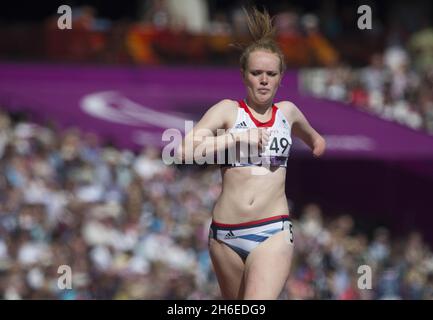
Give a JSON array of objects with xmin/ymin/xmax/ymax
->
[
  {"xmin": 244, "ymin": 7, "xmax": 276, "ymax": 43},
  {"xmin": 238, "ymin": 7, "xmax": 286, "ymax": 75}
]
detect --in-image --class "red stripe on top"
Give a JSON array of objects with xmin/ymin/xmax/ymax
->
[
  {"xmin": 239, "ymin": 100, "xmax": 277, "ymax": 128},
  {"xmin": 212, "ymin": 214, "xmax": 289, "ymax": 228}
]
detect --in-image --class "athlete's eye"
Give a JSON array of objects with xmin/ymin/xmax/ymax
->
[
  {"xmin": 267, "ymin": 72, "xmax": 278, "ymax": 77},
  {"xmin": 251, "ymin": 71, "xmax": 261, "ymax": 76}
]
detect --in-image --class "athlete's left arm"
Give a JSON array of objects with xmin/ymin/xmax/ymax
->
[{"xmin": 281, "ymin": 102, "xmax": 326, "ymax": 158}]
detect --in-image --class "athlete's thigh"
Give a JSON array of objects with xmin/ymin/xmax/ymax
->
[
  {"xmin": 243, "ymin": 229, "xmax": 294, "ymax": 299},
  {"xmin": 209, "ymin": 238, "xmax": 246, "ymax": 299}
]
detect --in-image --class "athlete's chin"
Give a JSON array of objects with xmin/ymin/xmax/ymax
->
[{"xmin": 255, "ymin": 95, "xmax": 273, "ymax": 105}]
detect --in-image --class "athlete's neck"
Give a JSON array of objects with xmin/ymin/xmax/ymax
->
[{"xmin": 244, "ymin": 98, "xmax": 273, "ymax": 115}]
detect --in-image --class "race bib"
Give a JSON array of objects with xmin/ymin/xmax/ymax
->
[{"xmin": 262, "ymin": 128, "xmax": 292, "ymax": 156}]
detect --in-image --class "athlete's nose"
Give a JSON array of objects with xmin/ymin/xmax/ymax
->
[{"xmin": 260, "ymin": 74, "xmax": 268, "ymax": 85}]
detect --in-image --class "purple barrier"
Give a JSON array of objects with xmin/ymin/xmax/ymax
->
[{"xmin": 1, "ymin": 62, "xmax": 433, "ymax": 160}]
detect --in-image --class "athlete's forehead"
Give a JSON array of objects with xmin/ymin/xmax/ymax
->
[{"xmin": 247, "ymin": 50, "xmax": 280, "ymax": 72}]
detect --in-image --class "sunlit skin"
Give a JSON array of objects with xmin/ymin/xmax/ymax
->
[{"xmin": 242, "ymin": 50, "xmax": 282, "ymax": 113}]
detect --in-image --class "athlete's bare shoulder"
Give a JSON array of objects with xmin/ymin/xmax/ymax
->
[
  {"xmin": 275, "ymin": 101, "xmax": 298, "ymax": 124},
  {"xmin": 195, "ymin": 99, "xmax": 239, "ymax": 132},
  {"xmin": 213, "ymin": 99, "xmax": 239, "ymax": 113},
  {"xmin": 208, "ymin": 99, "xmax": 239, "ymax": 129}
]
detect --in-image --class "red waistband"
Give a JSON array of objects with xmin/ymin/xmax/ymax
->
[{"xmin": 211, "ymin": 214, "xmax": 289, "ymax": 228}]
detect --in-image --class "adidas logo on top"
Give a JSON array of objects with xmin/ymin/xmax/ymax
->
[
  {"xmin": 224, "ymin": 230, "xmax": 236, "ymax": 239},
  {"xmin": 235, "ymin": 121, "xmax": 248, "ymax": 129}
]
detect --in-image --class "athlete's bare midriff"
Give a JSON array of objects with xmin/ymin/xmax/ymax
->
[{"xmin": 212, "ymin": 166, "xmax": 289, "ymax": 223}]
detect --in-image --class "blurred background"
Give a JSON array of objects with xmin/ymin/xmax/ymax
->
[{"xmin": 1, "ymin": 0, "xmax": 433, "ymax": 299}]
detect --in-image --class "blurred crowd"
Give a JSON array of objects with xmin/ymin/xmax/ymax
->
[
  {"xmin": 121, "ymin": 1, "xmax": 340, "ymax": 67},
  {"xmin": 300, "ymin": 23, "xmax": 433, "ymax": 134},
  {"xmin": 1, "ymin": 109, "xmax": 433, "ymax": 299},
  {"xmin": 288, "ymin": 205, "xmax": 433, "ymax": 299},
  {"xmin": 14, "ymin": 1, "xmax": 341, "ymax": 67}
]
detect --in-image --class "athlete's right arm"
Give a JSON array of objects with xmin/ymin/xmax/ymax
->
[{"xmin": 176, "ymin": 99, "xmax": 238, "ymax": 163}]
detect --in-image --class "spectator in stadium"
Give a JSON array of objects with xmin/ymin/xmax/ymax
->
[
  {"xmin": 301, "ymin": 13, "xmax": 339, "ymax": 67},
  {"xmin": 408, "ymin": 19, "xmax": 433, "ymax": 74},
  {"xmin": 275, "ymin": 10, "xmax": 310, "ymax": 67}
]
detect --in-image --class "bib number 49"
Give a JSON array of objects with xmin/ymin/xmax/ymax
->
[{"xmin": 269, "ymin": 137, "xmax": 290, "ymax": 154}]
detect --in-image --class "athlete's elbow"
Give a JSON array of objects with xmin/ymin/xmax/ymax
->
[{"xmin": 312, "ymin": 136, "xmax": 326, "ymax": 158}]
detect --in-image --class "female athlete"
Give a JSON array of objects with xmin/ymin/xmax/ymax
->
[{"xmin": 178, "ymin": 8, "xmax": 326, "ymax": 299}]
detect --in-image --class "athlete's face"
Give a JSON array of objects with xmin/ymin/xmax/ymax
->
[{"xmin": 243, "ymin": 50, "xmax": 283, "ymax": 107}]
